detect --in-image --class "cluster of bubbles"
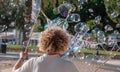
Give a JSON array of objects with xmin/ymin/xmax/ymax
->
[
  {"xmin": 62, "ymin": 23, "xmax": 120, "ymax": 69},
  {"xmin": 45, "ymin": 1, "xmax": 80, "ymax": 30},
  {"xmin": 1, "ymin": 0, "xmax": 119, "ymax": 71},
  {"xmin": 38, "ymin": 1, "xmax": 120, "ymax": 63},
  {"xmin": 31, "ymin": 0, "xmax": 41, "ymax": 23},
  {"xmin": 40, "ymin": 1, "xmax": 120, "ymax": 71}
]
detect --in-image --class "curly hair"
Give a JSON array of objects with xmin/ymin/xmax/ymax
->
[{"xmin": 38, "ymin": 26, "xmax": 69, "ymax": 54}]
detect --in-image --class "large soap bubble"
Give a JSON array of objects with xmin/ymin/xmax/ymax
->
[
  {"xmin": 67, "ymin": 13, "xmax": 80, "ymax": 23},
  {"xmin": 92, "ymin": 28, "xmax": 100, "ymax": 34},
  {"xmin": 52, "ymin": 17, "xmax": 69, "ymax": 30},
  {"xmin": 104, "ymin": 24, "xmax": 113, "ymax": 32},
  {"xmin": 74, "ymin": 22, "xmax": 86, "ymax": 33},
  {"xmin": 58, "ymin": 3, "xmax": 76, "ymax": 17}
]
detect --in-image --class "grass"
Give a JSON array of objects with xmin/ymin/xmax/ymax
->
[
  {"xmin": 7, "ymin": 44, "xmax": 120, "ymax": 55},
  {"xmin": 80, "ymin": 49, "xmax": 120, "ymax": 55},
  {"xmin": 7, "ymin": 44, "xmax": 39, "ymax": 50}
]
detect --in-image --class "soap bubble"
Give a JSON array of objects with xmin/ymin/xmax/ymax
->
[
  {"xmin": 104, "ymin": 24, "xmax": 113, "ymax": 31},
  {"xmin": 24, "ymin": 24, "xmax": 32, "ymax": 30},
  {"xmin": 74, "ymin": 22, "xmax": 86, "ymax": 33},
  {"xmin": 92, "ymin": 28, "xmax": 100, "ymax": 34},
  {"xmin": 95, "ymin": 16, "xmax": 101, "ymax": 21},
  {"xmin": 53, "ymin": 7, "xmax": 60, "ymax": 15},
  {"xmin": 67, "ymin": 13, "xmax": 80, "ymax": 22},
  {"xmin": 88, "ymin": 8, "xmax": 94, "ymax": 13},
  {"xmin": 111, "ymin": 11, "xmax": 119, "ymax": 18},
  {"xmin": 52, "ymin": 17, "xmax": 69, "ymax": 30},
  {"xmin": 58, "ymin": 3, "xmax": 76, "ymax": 17},
  {"xmin": 113, "ymin": 30, "xmax": 119, "ymax": 35},
  {"xmin": 97, "ymin": 31, "xmax": 105, "ymax": 37},
  {"xmin": 10, "ymin": 21, "xmax": 16, "ymax": 27}
]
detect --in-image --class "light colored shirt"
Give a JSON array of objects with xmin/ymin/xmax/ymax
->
[{"xmin": 15, "ymin": 54, "xmax": 79, "ymax": 72}]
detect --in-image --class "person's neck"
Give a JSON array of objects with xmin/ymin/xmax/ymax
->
[{"xmin": 47, "ymin": 53, "xmax": 60, "ymax": 55}]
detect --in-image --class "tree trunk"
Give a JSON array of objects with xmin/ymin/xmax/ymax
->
[{"xmin": 22, "ymin": 0, "xmax": 32, "ymax": 50}]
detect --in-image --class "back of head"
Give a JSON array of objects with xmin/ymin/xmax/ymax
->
[{"xmin": 38, "ymin": 26, "xmax": 69, "ymax": 54}]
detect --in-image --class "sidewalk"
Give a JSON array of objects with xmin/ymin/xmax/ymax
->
[
  {"xmin": 0, "ymin": 52, "xmax": 120, "ymax": 66},
  {"xmin": 0, "ymin": 52, "xmax": 41, "ymax": 59},
  {"xmin": 0, "ymin": 52, "xmax": 120, "ymax": 72}
]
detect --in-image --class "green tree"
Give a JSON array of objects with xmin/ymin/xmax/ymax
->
[
  {"xmin": 104, "ymin": 0, "xmax": 120, "ymax": 31},
  {"xmin": 0, "ymin": 0, "xmax": 25, "ymax": 32}
]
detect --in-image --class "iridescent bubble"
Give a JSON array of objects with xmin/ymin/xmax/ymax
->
[
  {"xmin": 10, "ymin": 21, "xmax": 16, "ymax": 27},
  {"xmin": 1, "ymin": 15, "xmax": 5, "ymax": 19},
  {"xmin": 52, "ymin": 17, "xmax": 69, "ymax": 30},
  {"xmin": 78, "ymin": 5, "xmax": 83, "ymax": 9},
  {"xmin": 63, "ymin": 1, "xmax": 68, "ymax": 4},
  {"xmin": 32, "ymin": 0, "xmax": 41, "ymax": 11},
  {"xmin": 111, "ymin": 11, "xmax": 119, "ymax": 18},
  {"xmin": 31, "ymin": 11, "xmax": 37, "ymax": 22},
  {"xmin": 113, "ymin": 30, "xmax": 119, "ymax": 35},
  {"xmin": 58, "ymin": 20, "xmax": 68, "ymax": 30},
  {"xmin": 22, "ymin": 41, "xmax": 28, "ymax": 47},
  {"xmin": 116, "ymin": 23, "xmax": 120, "ymax": 28},
  {"xmin": 95, "ymin": 16, "xmax": 101, "ymax": 21},
  {"xmin": 117, "ymin": 2, "xmax": 120, "ymax": 6},
  {"xmin": 52, "ymin": 17, "xmax": 63, "ymax": 26},
  {"xmin": 98, "ymin": 37, "xmax": 106, "ymax": 43},
  {"xmin": 46, "ymin": 18, "xmax": 54, "ymax": 27},
  {"xmin": 97, "ymin": 31, "xmax": 105, "ymax": 43},
  {"xmin": 31, "ymin": 0, "xmax": 41, "ymax": 23},
  {"xmin": 97, "ymin": 31, "xmax": 105, "ymax": 37},
  {"xmin": 24, "ymin": 24, "xmax": 32, "ymax": 30},
  {"xmin": 25, "ymin": 32, "xmax": 30, "ymax": 38},
  {"xmin": 74, "ymin": 22, "xmax": 86, "ymax": 33},
  {"xmin": 3, "ymin": 25, "xmax": 7, "ymax": 28},
  {"xmin": 0, "ymin": 25, "xmax": 2, "ymax": 32},
  {"xmin": 67, "ymin": 13, "xmax": 80, "ymax": 22},
  {"xmin": 96, "ymin": 20, "xmax": 100, "ymax": 24},
  {"xmin": 88, "ymin": 8, "xmax": 94, "ymax": 12},
  {"xmin": 95, "ymin": 16, "xmax": 101, "ymax": 24},
  {"xmin": 84, "ymin": 33, "xmax": 91, "ymax": 39},
  {"xmin": 104, "ymin": 24, "xmax": 113, "ymax": 31},
  {"xmin": 58, "ymin": 3, "xmax": 76, "ymax": 17},
  {"xmin": 81, "ymin": 25, "xmax": 90, "ymax": 33},
  {"xmin": 92, "ymin": 28, "xmax": 100, "ymax": 34},
  {"xmin": 58, "ymin": 4, "xmax": 69, "ymax": 17},
  {"xmin": 84, "ymin": 0, "xmax": 88, "ymax": 3},
  {"xmin": 53, "ymin": 7, "xmax": 60, "ymax": 15},
  {"xmin": 7, "ymin": 11, "xmax": 12, "ymax": 15},
  {"xmin": 69, "ymin": 4, "xmax": 76, "ymax": 12},
  {"xmin": 78, "ymin": 0, "xmax": 84, "ymax": 9},
  {"xmin": 35, "ymin": 19, "xmax": 41, "ymax": 26},
  {"xmin": 10, "ymin": 2, "xmax": 16, "ymax": 7}
]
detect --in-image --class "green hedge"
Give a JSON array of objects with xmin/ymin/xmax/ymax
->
[
  {"xmin": 80, "ymin": 49, "xmax": 120, "ymax": 55},
  {"xmin": 7, "ymin": 44, "xmax": 39, "ymax": 50},
  {"xmin": 7, "ymin": 44, "xmax": 120, "ymax": 55}
]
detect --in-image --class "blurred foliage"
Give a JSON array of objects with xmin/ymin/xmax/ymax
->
[
  {"xmin": 38, "ymin": 0, "xmax": 119, "ymax": 34},
  {"xmin": 0, "ymin": 0, "xmax": 25, "ymax": 32},
  {"xmin": 104, "ymin": 0, "xmax": 120, "ymax": 24},
  {"xmin": 0, "ymin": 0, "xmax": 119, "ymax": 34}
]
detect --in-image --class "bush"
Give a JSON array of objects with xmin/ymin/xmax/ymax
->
[{"xmin": 7, "ymin": 44, "xmax": 39, "ymax": 51}]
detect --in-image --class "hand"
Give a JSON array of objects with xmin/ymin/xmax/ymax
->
[{"xmin": 19, "ymin": 51, "xmax": 29, "ymax": 59}]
